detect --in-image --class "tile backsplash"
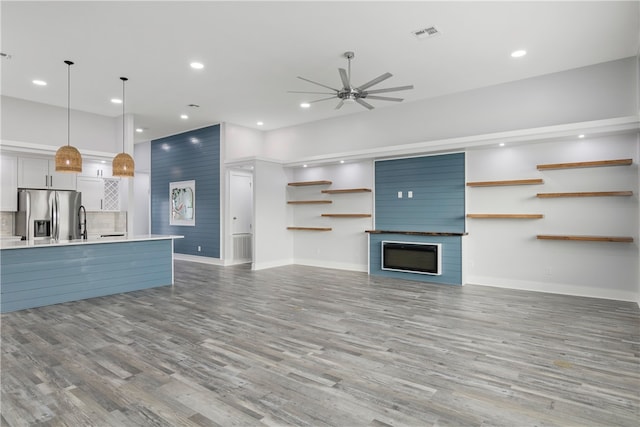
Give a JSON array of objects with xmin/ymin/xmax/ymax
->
[
  {"xmin": 1, "ymin": 212, "xmax": 14, "ymax": 236},
  {"xmin": 1, "ymin": 211, "xmax": 127, "ymax": 237},
  {"xmin": 87, "ymin": 212, "xmax": 127, "ymax": 236}
]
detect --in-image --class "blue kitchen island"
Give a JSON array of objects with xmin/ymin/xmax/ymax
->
[{"xmin": 0, "ymin": 235, "xmax": 182, "ymax": 313}]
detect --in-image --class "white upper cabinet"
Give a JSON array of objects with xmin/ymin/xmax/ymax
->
[
  {"xmin": 81, "ymin": 160, "xmax": 112, "ymax": 178},
  {"xmin": 18, "ymin": 157, "xmax": 76, "ymax": 190},
  {"xmin": 76, "ymin": 177, "xmax": 122, "ymax": 211},
  {"xmin": 1, "ymin": 154, "xmax": 18, "ymax": 211}
]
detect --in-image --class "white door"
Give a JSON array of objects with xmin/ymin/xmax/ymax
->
[
  {"xmin": 230, "ymin": 172, "xmax": 253, "ymax": 234},
  {"xmin": 229, "ymin": 171, "xmax": 253, "ymax": 262}
]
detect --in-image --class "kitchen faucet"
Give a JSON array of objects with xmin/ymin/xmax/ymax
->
[{"xmin": 78, "ymin": 205, "xmax": 88, "ymax": 240}]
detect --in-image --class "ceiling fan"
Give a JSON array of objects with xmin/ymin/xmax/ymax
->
[{"xmin": 289, "ymin": 51, "xmax": 414, "ymax": 110}]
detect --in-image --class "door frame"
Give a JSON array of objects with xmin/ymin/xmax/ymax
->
[{"xmin": 224, "ymin": 164, "xmax": 255, "ymax": 264}]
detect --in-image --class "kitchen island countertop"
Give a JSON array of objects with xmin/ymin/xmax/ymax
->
[{"xmin": 0, "ymin": 234, "xmax": 183, "ymax": 250}]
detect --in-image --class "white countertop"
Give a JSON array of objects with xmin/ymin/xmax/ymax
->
[{"xmin": 0, "ymin": 234, "xmax": 183, "ymax": 250}]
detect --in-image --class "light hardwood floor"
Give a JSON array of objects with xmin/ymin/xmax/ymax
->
[{"xmin": 1, "ymin": 261, "xmax": 639, "ymax": 426}]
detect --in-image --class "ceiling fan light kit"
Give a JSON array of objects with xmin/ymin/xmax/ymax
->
[{"xmin": 290, "ymin": 51, "xmax": 414, "ymax": 110}]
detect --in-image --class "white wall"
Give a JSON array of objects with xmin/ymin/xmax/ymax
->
[
  {"xmin": 466, "ymin": 133, "xmax": 639, "ymax": 302},
  {"xmin": 288, "ymin": 161, "xmax": 374, "ymax": 272},
  {"xmin": 252, "ymin": 159, "xmax": 293, "ymax": 270},
  {"xmin": 1, "ymin": 96, "xmax": 119, "ymax": 153},
  {"xmin": 134, "ymin": 140, "xmax": 151, "ymax": 173},
  {"xmin": 263, "ymin": 57, "xmax": 637, "ymax": 162},
  {"xmin": 223, "ymin": 122, "xmax": 264, "ymax": 162}
]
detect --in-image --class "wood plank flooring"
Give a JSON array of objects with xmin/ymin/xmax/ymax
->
[{"xmin": 1, "ymin": 261, "xmax": 639, "ymax": 426}]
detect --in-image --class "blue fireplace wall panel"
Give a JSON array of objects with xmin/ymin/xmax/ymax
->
[
  {"xmin": 374, "ymin": 153, "xmax": 465, "ymax": 233},
  {"xmin": 372, "ymin": 153, "xmax": 465, "ymax": 284},
  {"xmin": 151, "ymin": 125, "xmax": 220, "ymax": 257},
  {"xmin": 369, "ymin": 233, "xmax": 462, "ymax": 285}
]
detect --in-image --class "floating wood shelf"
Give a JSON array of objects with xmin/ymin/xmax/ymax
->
[
  {"xmin": 466, "ymin": 179, "xmax": 544, "ymax": 187},
  {"xmin": 287, "ymin": 200, "xmax": 332, "ymax": 204},
  {"xmin": 366, "ymin": 230, "xmax": 468, "ymax": 236},
  {"xmin": 288, "ymin": 180, "xmax": 332, "ymax": 186},
  {"xmin": 466, "ymin": 214, "xmax": 544, "ymax": 219},
  {"xmin": 287, "ymin": 227, "xmax": 332, "ymax": 231},
  {"xmin": 536, "ymin": 158, "xmax": 632, "ymax": 170},
  {"xmin": 321, "ymin": 213, "xmax": 371, "ymax": 218},
  {"xmin": 321, "ymin": 188, "xmax": 372, "ymax": 194},
  {"xmin": 537, "ymin": 191, "xmax": 633, "ymax": 198},
  {"xmin": 537, "ymin": 234, "xmax": 634, "ymax": 243}
]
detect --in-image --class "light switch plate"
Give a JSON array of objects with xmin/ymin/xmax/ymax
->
[{"xmin": 397, "ymin": 191, "xmax": 403, "ymax": 198}]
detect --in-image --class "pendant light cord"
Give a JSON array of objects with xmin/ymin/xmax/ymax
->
[
  {"xmin": 121, "ymin": 77, "xmax": 128, "ymax": 153},
  {"xmin": 65, "ymin": 60, "xmax": 73, "ymax": 147}
]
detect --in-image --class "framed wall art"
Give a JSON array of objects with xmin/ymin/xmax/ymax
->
[{"xmin": 170, "ymin": 180, "xmax": 195, "ymax": 226}]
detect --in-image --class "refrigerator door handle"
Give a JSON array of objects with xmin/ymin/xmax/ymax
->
[
  {"xmin": 53, "ymin": 192, "xmax": 59, "ymax": 240},
  {"xmin": 25, "ymin": 192, "xmax": 31, "ymax": 239}
]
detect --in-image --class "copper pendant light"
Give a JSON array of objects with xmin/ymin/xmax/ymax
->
[
  {"xmin": 112, "ymin": 77, "xmax": 135, "ymax": 177},
  {"xmin": 54, "ymin": 60, "xmax": 82, "ymax": 173}
]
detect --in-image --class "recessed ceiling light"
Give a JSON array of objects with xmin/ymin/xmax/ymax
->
[
  {"xmin": 578, "ymin": 134, "xmax": 585, "ymax": 138},
  {"xmin": 303, "ymin": 164, "xmax": 308, "ymax": 168},
  {"xmin": 190, "ymin": 62, "xmax": 204, "ymax": 69},
  {"xmin": 511, "ymin": 49, "xmax": 527, "ymax": 58},
  {"xmin": 300, "ymin": 102, "xmax": 311, "ymax": 108},
  {"xmin": 499, "ymin": 143, "xmax": 505, "ymax": 147},
  {"xmin": 32, "ymin": 79, "xmax": 47, "ymax": 86},
  {"xmin": 340, "ymin": 160, "xmax": 345, "ymax": 164},
  {"xmin": 136, "ymin": 128, "xmax": 144, "ymax": 133},
  {"xmin": 100, "ymin": 160, "xmax": 106, "ymax": 164},
  {"xmin": 180, "ymin": 114, "xmax": 188, "ymax": 119},
  {"xmin": 256, "ymin": 121, "xmax": 264, "ymax": 126},
  {"xmin": 111, "ymin": 98, "xmax": 122, "ymax": 104}
]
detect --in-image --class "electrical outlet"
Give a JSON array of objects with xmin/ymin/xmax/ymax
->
[
  {"xmin": 408, "ymin": 191, "xmax": 413, "ymax": 198},
  {"xmin": 197, "ymin": 246, "xmax": 202, "ymax": 252},
  {"xmin": 397, "ymin": 191, "xmax": 403, "ymax": 198}
]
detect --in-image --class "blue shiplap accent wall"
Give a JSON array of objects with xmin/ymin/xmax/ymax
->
[
  {"xmin": 151, "ymin": 125, "xmax": 220, "ymax": 257},
  {"xmin": 1, "ymin": 240, "xmax": 173, "ymax": 312},
  {"xmin": 371, "ymin": 153, "xmax": 465, "ymax": 285},
  {"xmin": 375, "ymin": 153, "xmax": 465, "ymax": 233}
]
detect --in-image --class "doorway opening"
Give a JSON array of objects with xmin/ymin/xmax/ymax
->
[{"xmin": 228, "ymin": 169, "xmax": 253, "ymax": 264}]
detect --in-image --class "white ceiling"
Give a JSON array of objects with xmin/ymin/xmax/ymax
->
[{"xmin": 2, "ymin": 1, "xmax": 638, "ymax": 143}]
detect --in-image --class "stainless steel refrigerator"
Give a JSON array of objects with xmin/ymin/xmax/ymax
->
[{"xmin": 16, "ymin": 189, "xmax": 82, "ymax": 240}]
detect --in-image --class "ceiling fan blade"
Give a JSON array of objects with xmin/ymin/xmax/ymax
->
[
  {"xmin": 297, "ymin": 76, "xmax": 339, "ymax": 92},
  {"xmin": 363, "ymin": 95, "xmax": 404, "ymax": 102},
  {"xmin": 355, "ymin": 98, "xmax": 374, "ymax": 110},
  {"xmin": 335, "ymin": 100, "xmax": 345, "ymax": 110},
  {"xmin": 338, "ymin": 68, "xmax": 350, "ymax": 89},
  {"xmin": 308, "ymin": 96, "xmax": 337, "ymax": 104},
  {"xmin": 356, "ymin": 72, "xmax": 392, "ymax": 91},
  {"xmin": 364, "ymin": 85, "xmax": 414, "ymax": 94},
  {"xmin": 287, "ymin": 90, "xmax": 336, "ymax": 95}
]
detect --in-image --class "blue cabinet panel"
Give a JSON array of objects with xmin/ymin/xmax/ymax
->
[
  {"xmin": 151, "ymin": 125, "xmax": 220, "ymax": 257},
  {"xmin": 1, "ymin": 240, "xmax": 173, "ymax": 312}
]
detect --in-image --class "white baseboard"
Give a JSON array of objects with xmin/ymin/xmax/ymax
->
[
  {"xmin": 252, "ymin": 258, "xmax": 294, "ymax": 271},
  {"xmin": 174, "ymin": 253, "xmax": 225, "ymax": 266},
  {"xmin": 467, "ymin": 275, "xmax": 638, "ymax": 303},
  {"xmin": 293, "ymin": 258, "xmax": 367, "ymax": 273}
]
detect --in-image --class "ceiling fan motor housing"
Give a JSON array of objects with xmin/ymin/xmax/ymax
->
[{"xmin": 338, "ymin": 88, "xmax": 363, "ymax": 100}]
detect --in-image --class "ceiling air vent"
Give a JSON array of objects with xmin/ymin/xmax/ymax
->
[{"xmin": 412, "ymin": 26, "xmax": 441, "ymax": 40}]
